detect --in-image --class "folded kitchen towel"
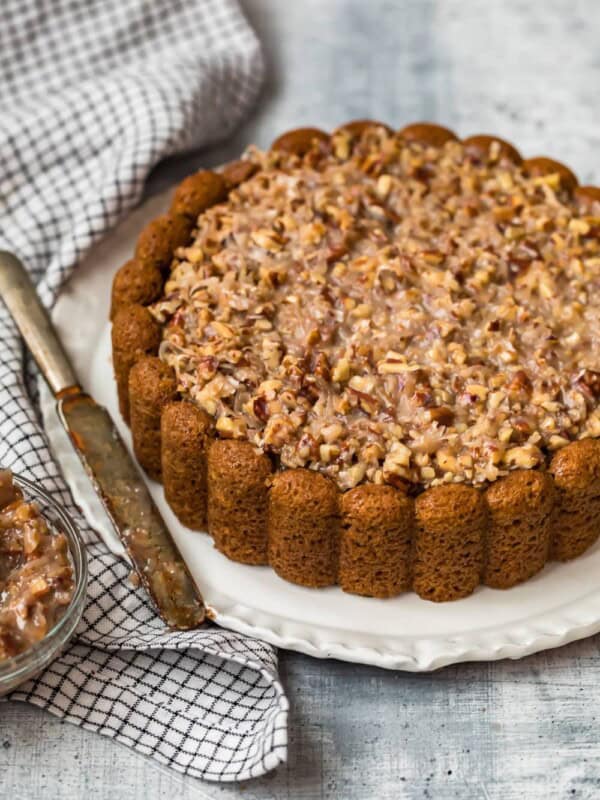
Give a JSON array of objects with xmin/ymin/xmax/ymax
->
[{"xmin": 0, "ymin": 0, "xmax": 289, "ymax": 782}]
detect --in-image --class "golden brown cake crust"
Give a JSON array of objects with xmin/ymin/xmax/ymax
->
[
  {"xmin": 135, "ymin": 213, "xmax": 193, "ymax": 271},
  {"xmin": 268, "ymin": 469, "xmax": 339, "ymax": 587},
  {"xmin": 334, "ymin": 119, "xmax": 394, "ymax": 137},
  {"xmin": 110, "ymin": 258, "xmax": 164, "ymax": 321},
  {"xmin": 128, "ymin": 356, "xmax": 177, "ymax": 481},
  {"xmin": 398, "ymin": 122, "xmax": 458, "ymax": 147},
  {"xmin": 463, "ymin": 134, "xmax": 522, "ymax": 164},
  {"xmin": 413, "ymin": 485, "xmax": 487, "ymax": 601},
  {"xmin": 522, "ymin": 156, "xmax": 578, "ymax": 193},
  {"xmin": 111, "ymin": 303, "xmax": 161, "ymax": 422},
  {"xmin": 575, "ymin": 185, "xmax": 600, "ymax": 209},
  {"xmin": 170, "ymin": 170, "xmax": 227, "ymax": 220},
  {"xmin": 207, "ymin": 440, "xmax": 272, "ymax": 565},
  {"xmin": 110, "ymin": 126, "xmax": 600, "ymax": 602},
  {"xmin": 340, "ymin": 484, "xmax": 413, "ymax": 597},
  {"xmin": 549, "ymin": 440, "xmax": 600, "ymax": 561},
  {"xmin": 161, "ymin": 401, "xmax": 212, "ymax": 530},
  {"xmin": 222, "ymin": 159, "xmax": 259, "ymax": 189},
  {"xmin": 271, "ymin": 127, "xmax": 330, "ymax": 155},
  {"xmin": 484, "ymin": 470, "xmax": 555, "ymax": 588}
]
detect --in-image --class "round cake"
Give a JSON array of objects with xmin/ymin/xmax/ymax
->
[{"xmin": 111, "ymin": 121, "xmax": 600, "ymax": 601}]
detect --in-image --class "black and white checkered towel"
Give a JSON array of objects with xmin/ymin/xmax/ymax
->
[{"xmin": 0, "ymin": 0, "xmax": 289, "ymax": 782}]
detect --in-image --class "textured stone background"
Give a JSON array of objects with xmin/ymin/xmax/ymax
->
[{"xmin": 2, "ymin": 1, "xmax": 600, "ymax": 798}]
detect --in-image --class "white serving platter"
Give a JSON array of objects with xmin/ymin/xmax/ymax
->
[{"xmin": 40, "ymin": 187, "xmax": 600, "ymax": 671}]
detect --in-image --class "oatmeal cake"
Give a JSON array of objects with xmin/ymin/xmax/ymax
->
[{"xmin": 111, "ymin": 121, "xmax": 600, "ymax": 601}]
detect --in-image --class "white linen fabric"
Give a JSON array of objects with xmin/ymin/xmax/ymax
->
[{"xmin": 0, "ymin": 0, "xmax": 289, "ymax": 782}]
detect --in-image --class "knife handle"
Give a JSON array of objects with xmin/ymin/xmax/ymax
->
[{"xmin": 0, "ymin": 251, "xmax": 78, "ymax": 396}]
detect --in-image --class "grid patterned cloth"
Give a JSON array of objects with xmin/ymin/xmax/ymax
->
[{"xmin": 0, "ymin": 0, "xmax": 289, "ymax": 782}]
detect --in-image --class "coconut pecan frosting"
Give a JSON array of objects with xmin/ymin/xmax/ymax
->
[{"xmin": 149, "ymin": 128, "xmax": 600, "ymax": 491}]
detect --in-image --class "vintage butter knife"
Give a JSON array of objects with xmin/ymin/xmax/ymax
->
[{"xmin": 0, "ymin": 251, "xmax": 205, "ymax": 630}]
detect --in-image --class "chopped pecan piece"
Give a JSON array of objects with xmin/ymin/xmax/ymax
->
[
  {"xmin": 507, "ymin": 370, "xmax": 533, "ymax": 395},
  {"xmin": 428, "ymin": 406, "xmax": 454, "ymax": 426},
  {"xmin": 576, "ymin": 369, "xmax": 600, "ymax": 399},
  {"xmin": 253, "ymin": 396, "xmax": 270, "ymax": 423}
]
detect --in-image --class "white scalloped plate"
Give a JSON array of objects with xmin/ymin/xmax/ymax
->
[{"xmin": 39, "ymin": 187, "xmax": 600, "ymax": 671}]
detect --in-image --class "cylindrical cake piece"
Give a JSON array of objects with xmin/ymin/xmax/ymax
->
[
  {"xmin": 483, "ymin": 470, "xmax": 555, "ymax": 589},
  {"xmin": 110, "ymin": 258, "xmax": 164, "ymax": 320},
  {"xmin": 222, "ymin": 160, "xmax": 259, "ymax": 190},
  {"xmin": 413, "ymin": 485, "xmax": 487, "ymax": 602},
  {"xmin": 522, "ymin": 157, "xmax": 578, "ymax": 193},
  {"xmin": 339, "ymin": 484, "xmax": 414, "ymax": 598},
  {"xmin": 271, "ymin": 127, "xmax": 330, "ymax": 156},
  {"xmin": 170, "ymin": 170, "xmax": 227, "ymax": 220},
  {"xmin": 111, "ymin": 304, "xmax": 161, "ymax": 422},
  {"xmin": 268, "ymin": 469, "xmax": 340, "ymax": 587},
  {"xmin": 462, "ymin": 134, "xmax": 522, "ymax": 164},
  {"xmin": 399, "ymin": 122, "xmax": 457, "ymax": 147},
  {"xmin": 549, "ymin": 439, "xmax": 600, "ymax": 561},
  {"xmin": 207, "ymin": 440, "xmax": 272, "ymax": 565},
  {"xmin": 128, "ymin": 356, "xmax": 177, "ymax": 481},
  {"xmin": 335, "ymin": 119, "xmax": 394, "ymax": 137},
  {"xmin": 134, "ymin": 213, "xmax": 193, "ymax": 272},
  {"xmin": 161, "ymin": 401, "xmax": 212, "ymax": 530},
  {"xmin": 575, "ymin": 185, "xmax": 600, "ymax": 210}
]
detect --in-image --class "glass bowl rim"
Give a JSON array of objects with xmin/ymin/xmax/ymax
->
[{"xmin": 0, "ymin": 472, "xmax": 88, "ymax": 683}]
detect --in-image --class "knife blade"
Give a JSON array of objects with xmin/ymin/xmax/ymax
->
[{"xmin": 0, "ymin": 250, "xmax": 205, "ymax": 630}]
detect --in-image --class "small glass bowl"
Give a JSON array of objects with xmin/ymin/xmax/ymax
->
[{"xmin": 0, "ymin": 474, "xmax": 88, "ymax": 696}]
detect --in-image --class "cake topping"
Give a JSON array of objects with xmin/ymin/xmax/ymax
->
[
  {"xmin": 0, "ymin": 471, "xmax": 74, "ymax": 660},
  {"xmin": 150, "ymin": 128, "xmax": 600, "ymax": 490}
]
